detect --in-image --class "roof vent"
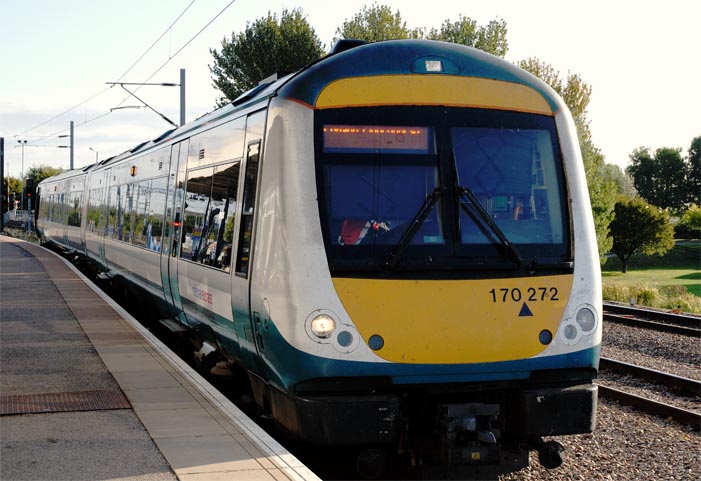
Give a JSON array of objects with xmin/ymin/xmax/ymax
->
[{"xmin": 331, "ymin": 39, "xmax": 367, "ymax": 55}]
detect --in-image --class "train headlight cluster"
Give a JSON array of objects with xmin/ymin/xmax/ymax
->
[
  {"xmin": 305, "ymin": 310, "xmax": 360, "ymax": 353},
  {"xmin": 559, "ymin": 305, "xmax": 598, "ymax": 345},
  {"xmin": 311, "ymin": 314, "xmax": 336, "ymax": 338},
  {"xmin": 575, "ymin": 307, "xmax": 596, "ymax": 332}
]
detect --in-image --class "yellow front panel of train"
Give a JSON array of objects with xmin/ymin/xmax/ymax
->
[
  {"xmin": 315, "ymin": 75, "xmax": 554, "ymax": 115},
  {"xmin": 333, "ymin": 275, "xmax": 573, "ymax": 364}
]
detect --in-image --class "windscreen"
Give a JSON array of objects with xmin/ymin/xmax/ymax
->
[
  {"xmin": 322, "ymin": 125, "xmax": 444, "ymax": 249},
  {"xmin": 452, "ymin": 127, "xmax": 565, "ymax": 248},
  {"xmin": 316, "ymin": 107, "xmax": 571, "ymax": 274}
]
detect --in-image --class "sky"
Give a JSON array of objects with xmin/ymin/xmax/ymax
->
[{"xmin": 2, "ymin": 0, "xmax": 699, "ymax": 179}]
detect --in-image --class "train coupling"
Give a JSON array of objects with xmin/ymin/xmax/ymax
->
[
  {"xmin": 437, "ymin": 403, "xmax": 501, "ymax": 464},
  {"xmin": 530, "ymin": 436, "xmax": 565, "ymax": 469}
]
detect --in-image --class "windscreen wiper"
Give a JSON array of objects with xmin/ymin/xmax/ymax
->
[
  {"xmin": 384, "ymin": 187, "xmax": 445, "ymax": 269},
  {"xmin": 456, "ymin": 186, "xmax": 523, "ymax": 267}
]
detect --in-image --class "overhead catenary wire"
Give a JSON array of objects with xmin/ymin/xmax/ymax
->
[
  {"xmin": 13, "ymin": 0, "xmax": 202, "ymax": 143},
  {"xmin": 114, "ymin": 0, "xmax": 197, "ymax": 83},
  {"xmin": 114, "ymin": 0, "xmax": 238, "ymax": 103}
]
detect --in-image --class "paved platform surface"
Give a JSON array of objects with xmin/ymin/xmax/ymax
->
[{"xmin": 0, "ymin": 236, "xmax": 318, "ymax": 481}]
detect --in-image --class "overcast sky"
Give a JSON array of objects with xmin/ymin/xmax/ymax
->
[{"xmin": 2, "ymin": 0, "xmax": 699, "ymax": 178}]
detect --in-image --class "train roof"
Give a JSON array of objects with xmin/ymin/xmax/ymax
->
[
  {"xmin": 277, "ymin": 39, "xmax": 561, "ymax": 112},
  {"xmin": 38, "ymin": 163, "xmax": 94, "ymax": 185}
]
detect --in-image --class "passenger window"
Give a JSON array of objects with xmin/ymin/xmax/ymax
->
[
  {"xmin": 132, "ymin": 180, "xmax": 150, "ymax": 247},
  {"xmin": 87, "ymin": 189, "xmax": 101, "ymax": 233},
  {"xmin": 108, "ymin": 187, "xmax": 118, "ymax": 239},
  {"xmin": 146, "ymin": 177, "xmax": 167, "ymax": 252},
  {"xmin": 109, "ymin": 185, "xmax": 132, "ymax": 242},
  {"xmin": 181, "ymin": 167, "xmax": 213, "ymax": 260},
  {"xmin": 132, "ymin": 177, "xmax": 167, "ymax": 251},
  {"xmin": 67, "ymin": 189, "xmax": 82, "ymax": 227},
  {"xmin": 180, "ymin": 161, "xmax": 240, "ymax": 270}
]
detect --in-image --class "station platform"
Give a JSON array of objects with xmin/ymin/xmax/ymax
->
[{"xmin": 0, "ymin": 236, "xmax": 319, "ymax": 481}]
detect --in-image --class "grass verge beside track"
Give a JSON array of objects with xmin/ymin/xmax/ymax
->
[{"xmin": 602, "ymin": 240, "xmax": 701, "ymax": 313}]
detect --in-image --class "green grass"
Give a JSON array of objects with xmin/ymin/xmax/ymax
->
[{"xmin": 601, "ymin": 241, "xmax": 701, "ymax": 313}]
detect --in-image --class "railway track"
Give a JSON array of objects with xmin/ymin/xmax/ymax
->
[
  {"xmin": 598, "ymin": 356, "xmax": 700, "ymax": 430},
  {"xmin": 603, "ymin": 302, "xmax": 701, "ymax": 336}
]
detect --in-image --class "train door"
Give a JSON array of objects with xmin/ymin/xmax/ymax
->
[
  {"xmin": 231, "ymin": 110, "xmax": 266, "ymax": 367},
  {"xmin": 160, "ymin": 140, "xmax": 189, "ymax": 324}
]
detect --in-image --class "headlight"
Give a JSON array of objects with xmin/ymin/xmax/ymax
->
[
  {"xmin": 575, "ymin": 307, "xmax": 597, "ymax": 333},
  {"xmin": 310, "ymin": 314, "xmax": 336, "ymax": 338},
  {"xmin": 563, "ymin": 324, "xmax": 578, "ymax": 341}
]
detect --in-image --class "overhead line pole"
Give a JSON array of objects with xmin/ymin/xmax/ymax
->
[
  {"xmin": 180, "ymin": 69, "xmax": 186, "ymax": 126},
  {"xmin": 69, "ymin": 121, "xmax": 74, "ymax": 170}
]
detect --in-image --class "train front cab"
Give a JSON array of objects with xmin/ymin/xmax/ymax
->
[{"xmin": 259, "ymin": 41, "xmax": 601, "ymax": 477}]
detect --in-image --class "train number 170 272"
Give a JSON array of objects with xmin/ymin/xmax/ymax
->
[{"xmin": 489, "ymin": 287, "xmax": 559, "ymax": 303}]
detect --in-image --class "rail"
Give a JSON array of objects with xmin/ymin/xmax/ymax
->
[
  {"xmin": 599, "ymin": 357, "xmax": 701, "ymax": 397},
  {"xmin": 598, "ymin": 385, "xmax": 700, "ymax": 430},
  {"xmin": 603, "ymin": 302, "xmax": 701, "ymax": 337}
]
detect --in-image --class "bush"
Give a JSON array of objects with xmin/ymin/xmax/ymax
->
[
  {"xmin": 675, "ymin": 204, "xmax": 701, "ymax": 239},
  {"xmin": 603, "ymin": 283, "xmax": 660, "ymax": 306},
  {"xmin": 659, "ymin": 285, "xmax": 701, "ymax": 313},
  {"xmin": 602, "ymin": 282, "xmax": 631, "ymax": 303},
  {"xmin": 602, "ymin": 281, "xmax": 701, "ymax": 314},
  {"xmin": 632, "ymin": 285, "xmax": 659, "ymax": 306}
]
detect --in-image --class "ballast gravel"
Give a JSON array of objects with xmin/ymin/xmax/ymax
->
[
  {"xmin": 500, "ymin": 318, "xmax": 700, "ymax": 480},
  {"xmin": 499, "ymin": 399, "xmax": 699, "ymax": 481}
]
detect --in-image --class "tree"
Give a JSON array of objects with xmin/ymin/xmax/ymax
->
[
  {"xmin": 427, "ymin": 16, "xmax": 508, "ymax": 57},
  {"xmin": 627, "ymin": 146, "xmax": 687, "ymax": 212},
  {"xmin": 675, "ymin": 204, "xmax": 701, "ymax": 239},
  {"xmin": 26, "ymin": 165, "xmax": 62, "ymax": 185},
  {"xmin": 209, "ymin": 8, "xmax": 324, "ymax": 105},
  {"xmin": 686, "ymin": 136, "xmax": 700, "ymax": 206},
  {"xmin": 601, "ymin": 163, "xmax": 637, "ymax": 198},
  {"xmin": 609, "ymin": 197, "xmax": 675, "ymax": 273},
  {"xmin": 517, "ymin": 58, "xmax": 592, "ymax": 122},
  {"xmin": 334, "ymin": 4, "xmax": 508, "ymax": 57},
  {"xmin": 333, "ymin": 4, "xmax": 421, "ymax": 44},
  {"xmin": 2, "ymin": 177, "xmax": 21, "ymax": 213},
  {"xmin": 4, "ymin": 176, "xmax": 22, "ymax": 198}
]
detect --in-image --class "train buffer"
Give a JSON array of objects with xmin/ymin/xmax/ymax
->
[{"xmin": 0, "ymin": 235, "xmax": 318, "ymax": 481}]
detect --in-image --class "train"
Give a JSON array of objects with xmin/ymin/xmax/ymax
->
[{"xmin": 36, "ymin": 39, "xmax": 601, "ymax": 479}]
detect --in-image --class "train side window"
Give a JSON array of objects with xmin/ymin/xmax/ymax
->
[
  {"xmin": 124, "ymin": 183, "xmax": 135, "ymax": 244},
  {"xmin": 108, "ymin": 187, "xmax": 118, "ymax": 239},
  {"xmin": 179, "ymin": 162, "xmax": 239, "ymax": 269},
  {"xmin": 146, "ymin": 176, "xmax": 167, "ymax": 252},
  {"xmin": 130, "ymin": 178, "xmax": 166, "ymax": 250},
  {"xmin": 181, "ymin": 167, "xmax": 213, "ymax": 261},
  {"xmin": 46, "ymin": 194, "xmax": 53, "ymax": 222},
  {"xmin": 87, "ymin": 188, "xmax": 101, "ymax": 232},
  {"xmin": 59, "ymin": 192, "xmax": 66, "ymax": 224},
  {"xmin": 38, "ymin": 191, "xmax": 49, "ymax": 220},
  {"xmin": 235, "ymin": 141, "xmax": 260, "ymax": 277},
  {"xmin": 109, "ymin": 184, "xmax": 131, "ymax": 242},
  {"xmin": 132, "ymin": 180, "xmax": 151, "ymax": 248},
  {"xmin": 209, "ymin": 161, "xmax": 239, "ymax": 270}
]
